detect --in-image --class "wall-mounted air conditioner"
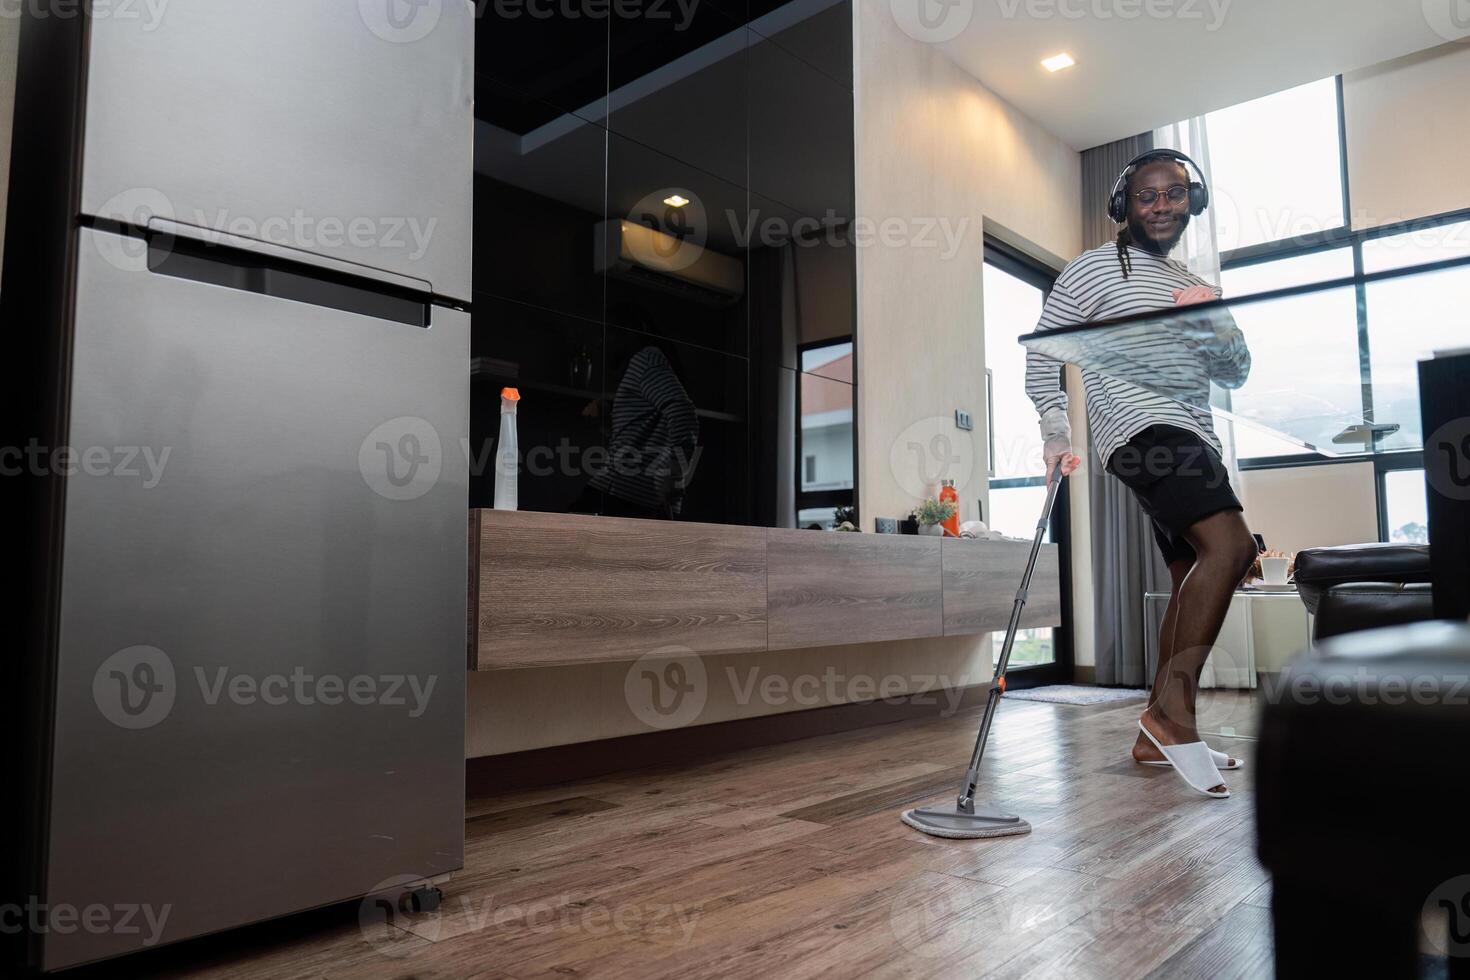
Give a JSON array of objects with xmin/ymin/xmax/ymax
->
[{"xmin": 594, "ymin": 219, "xmax": 745, "ymax": 306}]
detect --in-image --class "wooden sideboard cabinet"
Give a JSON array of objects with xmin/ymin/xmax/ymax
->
[{"xmin": 469, "ymin": 510, "xmax": 1062, "ymax": 669}]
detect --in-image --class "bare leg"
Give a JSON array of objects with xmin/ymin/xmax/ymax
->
[
  {"xmin": 1140, "ymin": 510, "xmax": 1257, "ymax": 794},
  {"xmin": 1131, "ymin": 558, "xmax": 1192, "ymax": 764}
]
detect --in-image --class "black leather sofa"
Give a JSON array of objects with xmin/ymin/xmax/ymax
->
[
  {"xmin": 1293, "ymin": 542, "xmax": 1434, "ymax": 641},
  {"xmin": 1256, "ymin": 620, "xmax": 1470, "ymax": 978}
]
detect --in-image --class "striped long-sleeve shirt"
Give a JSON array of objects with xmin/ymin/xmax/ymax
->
[{"xmin": 1024, "ymin": 243, "xmax": 1251, "ymax": 467}]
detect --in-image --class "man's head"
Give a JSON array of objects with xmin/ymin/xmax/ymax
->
[{"xmin": 1123, "ymin": 158, "xmax": 1194, "ymax": 254}]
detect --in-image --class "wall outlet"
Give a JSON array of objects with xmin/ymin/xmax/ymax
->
[
  {"xmin": 873, "ymin": 517, "xmax": 899, "ymax": 534},
  {"xmin": 955, "ymin": 409, "xmax": 973, "ymax": 431}
]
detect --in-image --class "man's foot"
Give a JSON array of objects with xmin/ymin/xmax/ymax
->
[
  {"xmin": 1131, "ymin": 729, "xmax": 1239, "ymax": 768},
  {"xmin": 1138, "ymin": 707, "xmax": 1227, "ymax": 796}
]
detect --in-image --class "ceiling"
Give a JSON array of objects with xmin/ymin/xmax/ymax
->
[{"xmin": 933, "ymin": 0, "xmax": 1462, "ymax": 149}]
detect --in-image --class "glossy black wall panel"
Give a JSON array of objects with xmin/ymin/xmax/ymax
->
[
  {"xmin": 606, "ymin": 24, "xmax": 749, "ymax": 190},
  {"xmin": 603, "ymin": 326, "xmax": 751, "ymax": 525},
  {"xmin": 470, "ymin": 0, "xmax": 857, "ymax": 527},
  {"xmin": 472, "ymin": 174, "xmax": 605, "ymax": 323},
  {"xmin": 470, "ymin": 294, "xmax": 606, "ymax": 514},
  {"xmin": 748, "ymin": 0, "xmax": 853, "ymax": 88},
  {"xmin": 605, "ymin": 132, "xmax": 749, "ymax": 356},
  {"xmin": 749, "ymin": 32, "xmax": 854, "ymax": 219},
  {"xmin": 476, "ymin": 10, "xmax": 608, "ymax": 126}
]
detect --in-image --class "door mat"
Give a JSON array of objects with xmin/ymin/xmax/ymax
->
[{"xmin": 1004, "ymin": 685, "xmax": 1147, "ymax": 705}]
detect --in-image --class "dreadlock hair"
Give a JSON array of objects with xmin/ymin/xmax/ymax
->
[
  {"xmin": 1114, "ymin": 156, "xmax": 1190, "ymax": 280},
  {"xmin": 1115, "ymin": 223, "xmax": 1135, "ymax": 280}
]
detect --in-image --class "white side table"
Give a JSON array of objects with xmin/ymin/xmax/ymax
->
[{"xmin": 1143, "ymin": 589, "xmax": 1314, "ymax": 690}]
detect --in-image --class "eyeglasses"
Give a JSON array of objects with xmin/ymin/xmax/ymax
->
[{"xmin": 1133, "ymin": 185, "xmax": 1190, "ymax": 207}]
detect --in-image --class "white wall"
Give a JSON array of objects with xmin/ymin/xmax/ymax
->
[
  {"xmin": 1343, "ymin": 42, "xmax": 1470, "ymax": 229},
  {"xmin": 1237, "ymin": 462, "xmax": 1380, "ymax": 554},
  {"xmin": 466, "ymin": 0, "xmax": 1083, "ymax": 757},
  {"xmin": 854, "ymin": 0, "xmax": 1080, "ymax": 528}
]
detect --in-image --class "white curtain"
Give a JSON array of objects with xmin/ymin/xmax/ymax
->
[
  {"xmin": 1152, "ymin": 118, "xmax": 1222, "ymax": 285},
  {"xmin": 1153, "ymin": 117, "xmax": 1245, "ymax": 488}
]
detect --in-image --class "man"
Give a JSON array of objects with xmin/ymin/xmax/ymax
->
[{"xmin": 1025, "ymin": 150, "xmax": 1258, "ymax": 798}]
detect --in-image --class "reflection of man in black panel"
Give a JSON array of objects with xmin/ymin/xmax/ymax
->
[{"xmin": 588, "ymin": 345, "xmax": 700, "ymax": 519}]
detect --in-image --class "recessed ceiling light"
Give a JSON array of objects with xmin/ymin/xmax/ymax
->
[
  {"xmin": 663, "ymin": 194, "xmax": 690, "ymax": 208},
  {"xmin": 1041, "ymin": 53, "xmax": 1076, "ymax": 73}
]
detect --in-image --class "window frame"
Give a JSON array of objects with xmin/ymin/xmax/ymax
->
[{"xmin": 794, "ymin": 337, "xmax": 857, "ymax": 523}]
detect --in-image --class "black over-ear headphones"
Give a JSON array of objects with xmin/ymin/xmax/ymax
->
[{"xmin": 1107, "ymin": 148, "xmax": 1209, "ymax": 224}]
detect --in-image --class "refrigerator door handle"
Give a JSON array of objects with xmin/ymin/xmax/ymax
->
[
  {"xmin": 146, "ymin": 217, "xmax": 435, "ymax": 298},
  {"xmin": 142, "ymin": 218, "xmax": 433, "ymax": 327}
]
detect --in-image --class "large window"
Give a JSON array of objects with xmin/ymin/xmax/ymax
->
[
  {"xmin": 1205, "ymin": 77, "xmax": 1470, "ymax": 542},
  {"xmin": 1217, "ymin": 248, "xmax": 1359, "ymax": 458},
  {"xmin": 1206, "ymin": 77, "xmax": 1346, "ymax": 252},
  {"xmin": 1361, "ymin": 220, "xmax": 1470, "ymax": 452}
]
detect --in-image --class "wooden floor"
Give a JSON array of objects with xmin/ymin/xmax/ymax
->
[{"xmin": 76, "ymin": 691, "xmax": 1278, "ymax": 980}]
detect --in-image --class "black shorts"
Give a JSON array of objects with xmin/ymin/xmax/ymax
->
[{"xmin": 1106, "ymin": 425, "xmax": 1243, "ymax": 566}]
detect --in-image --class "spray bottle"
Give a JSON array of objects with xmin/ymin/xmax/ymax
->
[
  {"xmin": 940, "ymin": 479, "xmax": 960, "ymax": 538},
  {"xmin": 493, "ymin": 387, "xmax": 520, "ymax": 510}
]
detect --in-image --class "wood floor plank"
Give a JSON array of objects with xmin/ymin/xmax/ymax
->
[
  {"xmin": 1143, "ymin": 903, "xmax": 1275, "ymax": 979},
  {"xmin": 466, "ymin": 796, "xmax": 621, "ymax": 839}
]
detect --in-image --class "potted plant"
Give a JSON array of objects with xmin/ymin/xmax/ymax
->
[{"xmin": 912, "ymin": 497, "xmax": 957, "ymax": 536}]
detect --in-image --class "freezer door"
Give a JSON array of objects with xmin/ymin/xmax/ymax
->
[
  {"xmin": 41, "ymin": 227, "xmax": 468, "ymax": 971},
  {"xmin": 79, "ymin": 0, "xmax": 473, "ymax": 302}
]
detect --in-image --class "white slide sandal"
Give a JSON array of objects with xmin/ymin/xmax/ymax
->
[
  {"xmin": 1137, "ymin": 720, "xmax": 1230, "ymax": 798},
  {"xmin": 1138, "ymin": 746, "xmax": 1241, "ymax": 770}
]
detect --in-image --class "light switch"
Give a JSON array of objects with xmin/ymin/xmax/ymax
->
[{"xmin": 955, "ymin": 409, "xmax": 973, "ymax": 431}]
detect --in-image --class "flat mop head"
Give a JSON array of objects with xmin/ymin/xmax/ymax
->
[{"xmin": 900, "ymin": 804, "xmax": 1032, "ymax": 839}]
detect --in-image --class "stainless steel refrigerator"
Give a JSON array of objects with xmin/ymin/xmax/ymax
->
[{"xmin": 3, "ymin": 2, "xmax": 473, "ymax": 971}]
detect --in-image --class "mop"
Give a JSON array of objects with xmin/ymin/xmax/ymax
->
[{"xmin": 900, "ymin": 473, "xmax": 1066, "ymax": 839}]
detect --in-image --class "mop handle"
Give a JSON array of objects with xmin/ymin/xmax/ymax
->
[{"xmin": 955, "ymin": 474, "xmax": 1064, "ymax": 811}]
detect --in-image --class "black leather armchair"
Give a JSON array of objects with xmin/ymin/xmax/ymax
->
[
  {"xmin": 1256, "ymin": 621, "xmax": 1470, "ymax": 978},
  {"xmin": 1293, "ymin": 542, "xmax": 1434, "ymax": 641}
]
